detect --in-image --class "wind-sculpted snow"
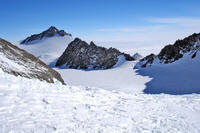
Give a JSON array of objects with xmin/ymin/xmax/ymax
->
[{"xmin": 0, "ymin": 69, "xmax": 200, "ymax": 132}]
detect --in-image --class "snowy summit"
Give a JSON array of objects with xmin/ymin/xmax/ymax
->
[{"xmin": 20, "ymin": 26, "xmax": 72, "ymax": 44}]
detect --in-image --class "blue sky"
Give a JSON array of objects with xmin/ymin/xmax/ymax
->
[{"xmin": 1, "ymin": 0, "xmax": 200, "ymax": 44}]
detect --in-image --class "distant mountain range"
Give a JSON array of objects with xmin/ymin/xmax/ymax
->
[
  {"xmin": 1, "ymin": 26, "xmax": 200, "ymax": 94},
  {"xmin": 19, "ymin": 26, "xmax": 136, "ymax": 70}
]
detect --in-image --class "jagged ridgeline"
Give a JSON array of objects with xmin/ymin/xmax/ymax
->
[
  {"xmin": 56, "ymin": 38, "xmax": 135, "ymax": 69},
  {"xmin": 137, "ymin": 33, "xmax": 200, "ymax": 68},
  {"xmin": 19, "ymin": 26, "xmax": 136, "ymax": 70},
  {"xmin": 21, "ymin": 26, "xmax": 72, "ymax": 44},
  {"xmin": 0, "ymin": 38, "xmax": 65, "ymax": 84}
]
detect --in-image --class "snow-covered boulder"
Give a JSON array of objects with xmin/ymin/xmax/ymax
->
[
  {"xmin": 0, "ymin": 38, "xmax": 65, "ymax": 84},
  {"xmin": 55, "ymin": 38, "xmax": 135, "ymax": 69}
]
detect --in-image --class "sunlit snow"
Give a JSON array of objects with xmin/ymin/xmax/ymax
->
[{"xmin": 0, "ymin": 69, "xmax": 200, "ymax": 132}]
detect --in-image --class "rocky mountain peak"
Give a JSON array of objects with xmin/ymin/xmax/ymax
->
[
  {"xmin": 20, "ymin": 26, "xmax": 72, "ymax": 44},
  {"xmin": 47, "ymin": 26, "xmax": 59, "ymax": 32},
  {"xmin": 55, "ymin": 38, "xmax": 135, "ymax": 70},
  {"xmin": 90, "ymin": 41, "xmax": 96, "ymax": 46}
]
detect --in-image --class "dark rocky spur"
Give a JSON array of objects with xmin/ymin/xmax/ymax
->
[{"xmin": 56, "ymin": 38, "xmax": 135, "ymax": 70}]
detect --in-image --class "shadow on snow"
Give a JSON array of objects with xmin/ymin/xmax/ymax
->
[{"xmin": 134, "ymin": 63, "xmax": 200, "ymax": 95}]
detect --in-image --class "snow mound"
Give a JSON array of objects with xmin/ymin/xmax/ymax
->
[{"xmin": 0, "ymin": 69, "xmax": 200, "ymax": 132}]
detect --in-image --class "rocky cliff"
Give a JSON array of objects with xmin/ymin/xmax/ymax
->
[{"xmin": 56, "ymin": 38, "xmax": 135, "ymax": 69}]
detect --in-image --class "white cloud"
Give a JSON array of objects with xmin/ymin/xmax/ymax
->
[
  {"xmin": 94, "ymin": 17, "xmax": 200, "ymax": 42},
  {"xmin": 149, "ymin": 17, "xmax": 200, "ymax": 27},
  {"xmin": 81, "ymin": 17, "xmax": 200, "ymax": 56},
  {"xmin": 97, "ymin": 25, "xmax": 166, "ymax": 33}
]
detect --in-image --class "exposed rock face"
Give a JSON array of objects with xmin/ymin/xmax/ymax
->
[
  {"xmin": 0, "ymin": 38, "xmax": 65, "ymax": 84},
  {"xmin": 139, "ymin": 54, "xmax": 156, "ymax": 68},
  {"xmin": 136, "ymin": 33, "xmax": 200, "ymax": 68},
  {"xmin": 21, "ymin": 26, "xmax": 72, "ymax": 44},
  {"xmin": 158, "ymin": 45, "xmax": 183, "ymax": 63},
  {"xmin": 55, "ymin": 38, "xmax": 135, "ymax": 69}
]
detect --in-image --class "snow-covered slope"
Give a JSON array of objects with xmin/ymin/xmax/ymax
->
[
  {"xmin": 0, "ymin": 69, "xmax": 200, "ymax": 132},
  {"xmin": 17, "ymin": 27, "xmax": 73, "ymax": 65},
  {"xmin": 0, "ymin": 38, "xmax": 64, "ymax": 84},
  {"xmin": 134, "ymin": 33, "xmax": 200, "ymax": 94},
  {"xmin": 135, "ymin": 52, "xmax": 200, "ymax": 94},
  {"xmin": 136, "ymin": 33, "xmax": 200, "ymax": 68},
  {"xmin": 55, "ymin": 61, "xmax": 152, "ymax": 93}
]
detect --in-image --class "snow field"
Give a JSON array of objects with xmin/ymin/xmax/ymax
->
[{"xmin": 0, "ymin": 69, "xmax": 200, "ymax": 132}]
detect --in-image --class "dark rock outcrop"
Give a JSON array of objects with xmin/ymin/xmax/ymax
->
[
  {"xmin": 55, "ymin": 38, "xmax": 135, "ymax": 69},
  {"xmin": 0, "ymin": 38, "xmax": 65, "ymax": 84},
  {"xmin": 21, "ymin": 26, "xmax": 72, "ymax": 44},
  {"xmin": 137, "ymin": 33, "xmax": 200, "ymax": 68},
  {"xmin": 139, "ymin": 54, "xmax": 156, "ymax": 68},
  {"xmin": 158, "ymin": 45, "xmax": 183, "ymax": 63}
]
